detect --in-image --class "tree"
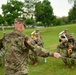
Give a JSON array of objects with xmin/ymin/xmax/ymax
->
[
  {"xmin": 68, "ymin": 6, "xmax": 76, "ymax": 23},
  {"xmin": 24, "ymin": 0, "xmax": 39, "ymax": 27},
  {"xmin": 68, "ymin": 0, "xmax": 76, "ymax": 23},
  {"xmin": 35, "ymin": 0, "xmax": 54, "ymax": 27},
  {"xmin": 26, "ymin": 18, "xmax": 34, "ymax": 25},
  {"xmin": 52, "ymin": 16, "xmax": 63, "ymax": 26},
  {"xmin": 68, "ymin": 0, "xmax": 76, "ymax": 5},
  {"xmin": 1, "ymin": 0, "xmax": 24, "ymax": 25},
  {"xmin": 24, "ymin": 0, "xmax": 38, "ymax": 18},
  {"xmin": 60, "ymin": 16, "xmax": 68, "ymax": 24},
  {"xmin": 0, "ymin": 15, "xmax": 5, "ymax": 25}
]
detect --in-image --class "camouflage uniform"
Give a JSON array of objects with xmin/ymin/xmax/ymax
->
[
  {"xmin": 2, "ymin": 30, "xmax": 30, "ymax": 75},
  {"xmin": 0, "ymin": 29, "xmax": 53, "ymax": 75},
  {"xmin": 29, "ymin": 30, "xmax": 44, "ymax": 65},
  {"xmin": 57, "ymin": 42, "xmax": 68, "ymax": 53},
  {"xmin": 31, "ymin": 30, "xmax": 44, "ymax": 46},
  {"xmin": 0, "ymin": 39, "xmax": 3, "ymax": 66},
  {"xmin": 61, "ymin": 40, "xmax": 76, "ymax": 68},
  {"xmin": 35, "ymin": 35, "xmax": 44, "ymax": 46},
  {"xmin": 57, "ymin": 29, "xmax": 69, "ymax": 53},
  {"xmin": 0, "ymin": 51, "xmax": 2, "ymax": 66},
  {"xmin": 61, "ymin": 34, "xmax": 76, "ymax": 68},
  {"xmin": 70, "ymin": 40, "xmax": 76, "ymax": 67}
]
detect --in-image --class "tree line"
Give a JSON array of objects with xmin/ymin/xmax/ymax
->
[{"xmin": 0, "ymin": 0, "xmax": 76, "ymax": 27}]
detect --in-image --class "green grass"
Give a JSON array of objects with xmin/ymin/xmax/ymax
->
[{"xmin": 0, "ymin": 24, "xmax": 76, "ymax": 75}]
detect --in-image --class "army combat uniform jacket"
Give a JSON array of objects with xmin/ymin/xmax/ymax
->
[{"xmin": 0, "ymin": 29, "xmax": 53, "ymax": 75}]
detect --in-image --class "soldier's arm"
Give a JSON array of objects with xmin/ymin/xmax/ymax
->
[
  {"xmin": 25, "ymin": 40, "xmax": 61, "ymax": 58},
  {"xmin": 24, "ymin": 36, "xmax": 61, "ymax": 58}
]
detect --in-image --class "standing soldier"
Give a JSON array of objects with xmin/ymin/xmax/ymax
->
[
  {"xmin": 29, "ymin": 29, "xmax": 46, "ymax": 65},
  {"xmin": 31, "ymin": 29, "xmax": 44, "ymax": 46},
  {"xmin": 0, "ymin": 18, "xmax": 61, "ymax": 75}
]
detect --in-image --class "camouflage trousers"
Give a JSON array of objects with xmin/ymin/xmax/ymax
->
[
  {"xmin": 61, "ymin": 52, "xmax": 76, "ymax": 66},
  {"xmin": 5, "ymin": 63, "xmax": 28, "ymax": 75}
]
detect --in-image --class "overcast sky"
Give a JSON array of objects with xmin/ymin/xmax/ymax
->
[{"xmin": 0, "ymin": 0, "xmax": 74, "ymax": 17}]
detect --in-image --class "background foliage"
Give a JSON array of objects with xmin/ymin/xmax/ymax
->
[{"xmin": 0, "ymin": 0, "xmax": 76, "ymax": 27}]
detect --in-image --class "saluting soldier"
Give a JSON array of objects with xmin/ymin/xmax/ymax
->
[
  {"xmin": 31, "ymin": 29, "xmax": 44, "ymax": 46},
  {"xmin": 29, "ymin": 29, "xmax": 45, "ymax": 65},
  {"xmin": 57, "ymin": 29, "xmax": 69, "ymax": 53}
]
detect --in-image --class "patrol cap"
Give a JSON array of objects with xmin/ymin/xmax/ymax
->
[
  {"xmin": 35, "ymin": 29, "xmax": 40, "ymax": 33},
  {"xmin": 69, "ymin": 33, "xmax": 74, "ymax": 36},
  {"xmin": 64, "ymin": 29, "xmax": 68, "ymax": 32},
  {"xmin": 14, "ymin": 18, "xmax": 25, "ymax": 26}
]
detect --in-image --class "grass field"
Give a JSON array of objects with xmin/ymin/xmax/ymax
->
[{"xmin": 0, "ymin": 24, "xmax": 76, "ymax": 75}]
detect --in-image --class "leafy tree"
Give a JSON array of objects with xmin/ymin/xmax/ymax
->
[
  {"xmin": 68, "ymin": 5, "xmax": 76, "ymax": 23},
  {"xmin": 68, "ymin": 0, "xmax": 76, "ymax": 5},
  {"xmin": 52, "ymin": 17, "xmax": 63, "ymax": 26},
  {"xmin": 1, "ymin": 0, "xmax": 24, "ymax": 25},
  {"xmin": 35, "ymin": 0, "xmax": 54, "ymax": 27},
  {"xmin": 60, "ymin": 16, "xmax": 68, "ymax": 24},
  {"xmin": 35, "ymin": 1, "xmax": 44, "ymax": 22},
  {"xmin": 0, "ymin": 15, "xmax": 5, "ymax": 25},
  {"xmin": 56, "ymin": 18, "xmax": 63, "ymax": 25},
  {"xmin": 24, "ymin": 0, "xmax": 39, "ymax": 27},
  {"xmin": 24, "ymin": 0, "xmax": 38, "ymax": 18},
  {"xmin": 26, "ymin": 18, "xmax": 34, "ymax": 25}
]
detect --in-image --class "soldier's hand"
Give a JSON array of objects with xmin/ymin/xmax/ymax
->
[
  {"xmin": 53, "ymin": 52, "xmax": 61, "ymax": 58},
  {"xmin": 69, "ymin": 44, "xmax": 73, "ymax": 49},
  {"xmin": 27, "ymin": 39, "xmax": 32, "ymax": 44}
]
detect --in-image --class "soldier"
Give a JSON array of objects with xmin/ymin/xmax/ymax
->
[
  {"xmin": 61, "ymin": 33, "xmax": 76, "ymax": 68},
  {"xmin": 57, "ymin": 29, "xmax": 69, "ymax": 54},
  {"xmin": 69, "ymin": 33, "xmax": 76, "ymax": 68},
  {"xmin": 30, "ymin": 29, "xmax": 45, "ymax": 65},
  {"xmin": 0, "ymin": 18, "xmax": 61, "ymax": 75},
  {"xmin": 31, "ymin": 29, "xmax": 44, "ymax": 46}
]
